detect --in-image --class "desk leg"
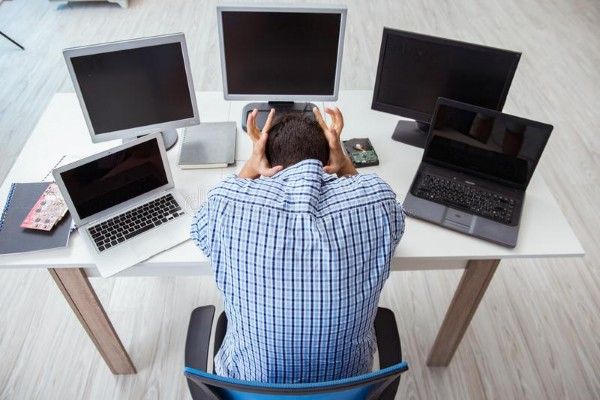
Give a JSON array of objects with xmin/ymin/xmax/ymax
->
[
  {"xmin": 427, "ymin": 259, "xmax": 500, "ymax": 367},
  {"xmin": 49, "ymin": 268, "xmax": 136, "ymax": 375}
]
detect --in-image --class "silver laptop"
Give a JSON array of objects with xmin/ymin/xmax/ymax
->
[
  {"xmin": 53, "ymin": 133, "xmax": 193, "ymax": 277},
  {"xmin": 403, "ymin": 98, "xmax": 553, "ymax": 248}
]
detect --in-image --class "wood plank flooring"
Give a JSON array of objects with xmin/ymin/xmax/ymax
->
[{"xmin": 1, "ymin": 0, "xmax": 599, "ymax": 398}]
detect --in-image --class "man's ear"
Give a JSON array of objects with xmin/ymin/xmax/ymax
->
[{"xmin": 264, "ymin": 134, "xmax": 273, "ymax": 165}]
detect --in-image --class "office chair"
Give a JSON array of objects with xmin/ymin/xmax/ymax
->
[{"xmin": 184, "ymin": 306, "xmax": 408, "ymax": 400}]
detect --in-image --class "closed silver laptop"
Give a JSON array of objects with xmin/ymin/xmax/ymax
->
[
  {"xmin": 53, "ymin": 133, "xmax": 193, "ymax": 277},
  {"xmin": 403, "ymin": 98, "xmax": 553, "ymax": 248}
]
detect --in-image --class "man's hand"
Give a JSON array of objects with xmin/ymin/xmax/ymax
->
[
  {"xmin": 238, "ymin": 109, "xmax": 283, "ymax": 179},
  {"xmin": 313, "ymin": 106, "xmax": 357, "ymax": 177}
]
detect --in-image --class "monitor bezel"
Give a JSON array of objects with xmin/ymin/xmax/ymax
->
[
  {"xmin": 63, "ymin": 33, "xmax": 200, "ymax": 144},
  {"xmin": 423, "ymin": 97, "xmax": 553, "ymax": 190},
  {"xmin": 371, "ymin": 27, "xmax": 522, "ymax": 123},
  {"xmin": 217, "ymin": 4, "xmax": 347, "ymax": 101},
  {"xmin": 53, "ymin": 133, "xmax": 174, "ymax": 227}
]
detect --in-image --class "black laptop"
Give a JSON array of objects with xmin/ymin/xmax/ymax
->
[{"xmin": 403, "ymin": 98, "xmax": 553, "ymax": 247}]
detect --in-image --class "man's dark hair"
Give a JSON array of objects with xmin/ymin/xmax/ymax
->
[{"xmin": 266, "ymin": 113, "xmax": 329, "ymax": 169}]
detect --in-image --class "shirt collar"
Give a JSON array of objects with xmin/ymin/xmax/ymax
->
[{"xmin": 270, "ymin": 159, "xmax": 336, "ymax": 182}]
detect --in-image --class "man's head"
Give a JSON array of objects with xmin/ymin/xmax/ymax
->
[{"xmin": 266, "ymin": 113, "xmax": 330, "ymax": 169}]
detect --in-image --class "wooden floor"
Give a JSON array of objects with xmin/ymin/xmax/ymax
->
[{"xmin": 1, "ymin": 0, "xmax": 599, "ymax": 398}]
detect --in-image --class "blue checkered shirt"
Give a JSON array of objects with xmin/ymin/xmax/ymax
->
[{"xmin": 191, "ymin": 159, "xmax": 405, "ymax": 383}]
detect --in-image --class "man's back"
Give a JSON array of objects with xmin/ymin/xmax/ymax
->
[{"xmin": 191, "ymin": 159, "xmax": 405, "ymax": 383}]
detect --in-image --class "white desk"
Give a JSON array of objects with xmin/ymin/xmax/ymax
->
[{"xmin": 0, "ymin": 91, "xmax": 584, "ymax": 373}]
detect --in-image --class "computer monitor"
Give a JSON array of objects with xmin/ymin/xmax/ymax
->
[
  {"xmin": 372, "ymin": 28, "xmax": 521, "ymax": 148},
  {"xmin": 63, "ymin": 33, "xmax": 199, "ymax": 150},
  {"xmin": 217, "ymin": 5, "xmax": 347, "ymax": 131}
]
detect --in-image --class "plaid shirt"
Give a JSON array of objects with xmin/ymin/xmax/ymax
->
[{"xmin": 191, "ymin": 159, "xmax": 405, "ymax": 383}]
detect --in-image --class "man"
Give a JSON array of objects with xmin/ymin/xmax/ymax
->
[{"xmin": 191, "ymin": 107, "xmax": 405, "ymax": 383}]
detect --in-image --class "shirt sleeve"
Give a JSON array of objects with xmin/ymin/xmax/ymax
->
[
  {"xmin": 389, "ymin": 199, "xmax": 406, "ymax": 249},
  {"xmin": 190, "ymin": 201, "xmax": 212, "ymax": 258},
  {"xmin": 191, "ymin": 176, "xmax": 243, "ymax": 260}
]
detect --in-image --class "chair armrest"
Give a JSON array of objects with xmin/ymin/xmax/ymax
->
[
  {"xmin": 185, "ymin": 305, "xmax": 216, "ymax": 372},
  {"xmin": 374, "ymin": 307, "xmax": 402, "ymax": 400},
  {"xmin": 374, "ymin": 307, "xmax": 402, "ymax": 367}
]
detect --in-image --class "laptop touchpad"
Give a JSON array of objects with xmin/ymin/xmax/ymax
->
[{"xmin": 443, "ymin": 208, "xmax": 474, "ymax": 231}]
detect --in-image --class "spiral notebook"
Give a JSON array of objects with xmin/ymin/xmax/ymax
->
[
  {"xmin": 178, "ymin": 122, "xmax": 236, "ymax": 169},
  {"xmin": 0, "ymin": 182, "xmax": 72, "ymax": 255}
]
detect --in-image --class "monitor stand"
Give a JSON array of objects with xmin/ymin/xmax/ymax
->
[
  {"xmin": 391, "ymin": 120, "xmax": 430, "ymax": 149},
  {"xmin": 159, "ymin": 128, "xmax": 179, "ymax": 150},
  {"xmin": 241, "ymin": 101, "xmax": 317, "ymax": 132},
  {"xmin": 124, "ymin": 128, "xmax": 179, "ymax": 150}
]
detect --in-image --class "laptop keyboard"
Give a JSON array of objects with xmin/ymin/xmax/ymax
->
[
  {"xmin": 414, "ymin": 174, "xmax": 516, "ymax": 224},
  {"xmin": 88, "ymin": 194, "xmax": 184, "ymax": 252}
]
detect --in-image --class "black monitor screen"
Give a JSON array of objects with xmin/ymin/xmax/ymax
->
[
  {"xmin": 61, "ymin": 139, "xmax": 168, "ymax": 219},
  {"xmin": 424, "ymin": 102, "xmax": 552, "ymax": 189},
  {"xmin": 373, "ymin": 29, "xmax": 520, "ymax": 122},
  {"xmin": 70, "ymin": 42, "xmax": 194, "ymax": 134},
  {"xmin": 221, "ymin": 11, "xmax": 341, "ymax": 96}
]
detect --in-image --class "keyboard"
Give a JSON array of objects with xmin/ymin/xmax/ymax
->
[
  {"xmin": 414, "ymin": 174, "xmax": 516, "ymax": 224},
  {"xmin": 88, "ymin": 194, "xmax": 185, "ymax": 252}
]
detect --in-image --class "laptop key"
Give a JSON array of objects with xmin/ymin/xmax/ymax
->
[
  {"xmin": 124, "ymin": 224, "xmax": 153, "ymax": 240},
  {"xmin": 416, "ymin": 173, "xmax": 516, "ymax": 224}
]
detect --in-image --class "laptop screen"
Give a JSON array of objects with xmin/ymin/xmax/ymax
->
[
  {"xmin": 424, "ymin": 101, "xmax": 552, "ymax": 189},
  {"xmin": 60, "ymin": 138, "xmax": 168, "ymax": 219}
]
